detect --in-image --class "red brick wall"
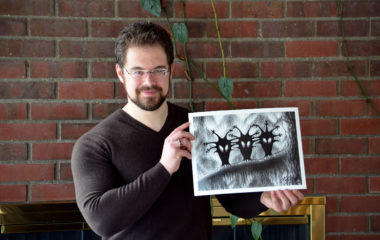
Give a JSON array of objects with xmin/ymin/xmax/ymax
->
[{"xmin": 0, "ymin": 0, "xmax": 379, "ymax": 238}]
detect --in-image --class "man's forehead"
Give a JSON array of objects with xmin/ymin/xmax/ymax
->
[
  {"xmin": 128, "ymin": 65, "xmax": 167, "ymax": 70},
  {"xmin": 124, "ymin": 44, "xmax": 168, "ymax": 68}
]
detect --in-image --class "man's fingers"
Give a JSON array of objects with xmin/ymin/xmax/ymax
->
[
  {"xmin": 283, "ymin": 189, "xmax": 298, "ymax": 206},
  {"xmin": 168, "ymin": 122, "xmax": 195, "ymax": 145},
  {"xmin": 178, "ymin": 131, "xmax": 195, "ymax": 141},
  {"xmin": 170, "ymin": 122, "xmax": 190, "ymax": 136},
  {"xmin": 275, "ymin": 190, "xmax": 291, "ymax": 212},
  {"xmin": 179, "ymin": 149, "xmax": 192, "ymax": 160},
  {"xmin": 270, "ymin": 191, "xmax": 279, "ymax": 209},
  {"xmin": 262, "ymin": 190, "xmax": 303, "ymax": 213},
  {"xmin": 274, "ymin": 190, "xmax": 304, "ymax": 212},
  {"xmin": 293, "ymin": 190, "xmax": 304, "ymax": 201},
  {"xmin": 178, "ymin": 138, "xmax": 192, "ymax": 151}
]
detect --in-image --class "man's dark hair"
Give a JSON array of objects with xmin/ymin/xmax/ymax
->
[{"xmin": 115, "ymin": 22, "xmax": 174, "ymax": 69}]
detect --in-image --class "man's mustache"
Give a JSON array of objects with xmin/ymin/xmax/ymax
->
[{"xmin": 137, "ymin": 85, "xmax": 163, "ymax": 93}]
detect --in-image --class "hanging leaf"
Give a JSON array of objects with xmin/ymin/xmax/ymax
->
[
  {"xmin": 173, "ymin": 22, "xmax": 188, "ymax": 45},
  {"xmin": 251, "ymin": 221, "xmax": 262, "ymax": 240},
  {"xmin": 230, "ymin": 214, "xmax": 239, "ymax": 229},
  {"xmin": 141, "ymin": 0, "xmax": 161, "ymax": 17},
  {"xmin": 218, "ymin": 76, "xmax": 233, "ymax": 99}
]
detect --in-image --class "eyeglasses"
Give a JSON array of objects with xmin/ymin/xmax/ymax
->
[{"xmin": 124, "ymin": 67, "xmax": 169, "ymax": 80}]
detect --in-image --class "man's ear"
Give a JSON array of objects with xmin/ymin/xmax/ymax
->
[{"xmin": 115, "ymin": 64, "xmax": 125, "ymax": 84}]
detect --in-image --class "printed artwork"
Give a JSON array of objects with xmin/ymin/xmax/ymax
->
[{"xmin": 189, "ymin": 107, "xmax": 307, "ymax": 196}]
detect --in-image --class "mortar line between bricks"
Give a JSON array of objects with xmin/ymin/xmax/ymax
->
[
  {"xmin": 1, "ymin": 119, "xmax": 379, "ymax": 125},
  {"xmin": 2, "ymin": 55, "xmax": 380, "ymax": 61},
  {"xmin": 366, "ymin": 176, "xmax": 371, "ymax": 197},
  {"xmin": 113, "ymin": 0, "xmax": 117, "ymax": 18},
  {"xmin": 0, "ymin": 119, "xmax": 103, "ymax": 124},
  {"xmin": 87, "ymin": 18, "xmax": 92, "ymax": 38},
  {"xmin": 288, "ymin": 0, "xmax": 373, "ymax": 3},
  {"xmin": 368, "ymin": 17, "xmax": 372, "ymax": 37},
  {"xmin": 2, "ymin": 56, "xmax": 379, "ymax": 62},
  {"xmin": 25, "ymin": 59, "xmax": 30, "ymax": 79},
  {"xmin": 1, "ymin": 14, "xmax": 378, "ymax": 22},
  {"xmin": 0, "ymin": 15, "xmax": 183, "ymax": 22},
  {"xmin": 227, "ymin": 1, "xmax": 231, "ymax": 18},
  {"xmin": 337, "ymin": 155, "xmax": 342, "ymax": 175},
  {"xmin": 2, "ymin": 97, "xmax": 380, "ymax": 104},
  {"xmin": 310, "ymin": 192, "xmax": 380, "ymax": 197},
  {"xmin": 51, "ymin": 77, "xmax": 58, "ymax": 99},
  {"xmin": 88, "ymin": 102, "xmax": 93, "ymax": 120},
  {"xmin": 326, "ymin": 213, "xmax": 380, "ymax": 218},
  {"xmin": 57, "ymin": 122, "xmax": 61, "ymax": 140},
  {"xmin": 0, "ymin": 99, "xmax": 129, "ymax": 103},
  {"xmin": 53, "ymin": 0, "xmax": 58, "ymax": 17},
  {"xmin": 26, "ymin": 184, "xmax": 30, "ymax": 203},
  {"xmin": 0, "ymin": 36, "xmax": 117, "ymax": 41},
  {"xmin": 87, "ymin": 61, "xmax": 92, "ymax": 78},
  {"xmin": 3, "ymin": 180, "xmax": 72, "ymax": 185},
  {"xmin": 26, "ymin": 101, "xmax": 31, "ymax": 120},
  {"xmin": 306, "ymin": 154, "xmax": 380, "ymax": 160},
  {"xmin": 55, "ymin": 163, "xmax": 60, "ymax": 181},
  {"xmin": 0, "ymin": 78, "xmax": 119, "ymax": 83},
  {"xmin": 27, "ymin": 142, "xmax": 31, "ymax": 161},
  {"xmin": 26, "ymin": 17, "xmax": 31, "ymax": 36},
  {"xmin": 0, "ymin": 140, "xmax": 79, "ymax": 145},
  {"xmin": 2, "ymin": 35, "xmax": 379, "ymax": 41},
  {"xmin": 0, "ymin": 57, "xmax": 115, "ymax": 62},
  {"xmin": 0, "ymin": 162, "xmax": 72, "ymax": 168},
  {"xmin": 336, "ymin": 79, "xmax": 342, "ymax": 102}
]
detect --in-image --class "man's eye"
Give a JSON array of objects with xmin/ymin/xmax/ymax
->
[
  {"xmin": 133, "ymin": 71, "xmax": 145, "ymax": 76},
  {"xmin": 152, "ymin": 69, "xmax": 165, "ymax": 75}
]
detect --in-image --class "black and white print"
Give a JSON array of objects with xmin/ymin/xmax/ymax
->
[{"xmin": 189, "ymin": 107, "xmax": 306, "ymax": 196}]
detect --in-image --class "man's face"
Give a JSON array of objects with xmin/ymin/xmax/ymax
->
[{"xmin": 121, "ymin": 44, "xmax": 171, "ymax": 111}]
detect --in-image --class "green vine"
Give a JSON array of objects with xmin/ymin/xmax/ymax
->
[
  {"xmin": 142, "ymin": 0, "xmax": 235, "ymax": 112},
  {"xmin": 337, "ymin": 0, "xmax": 380, "ymax": 115},
  {"xmin": 211, "ymin": 0, "xmax": 226, "ymax": 79},
  {"xmin": 210, "ymin": 0, "xmax": 234, "ymax": 109},
  {"xmin": 180, "ymin": 1, "xmax": 193, "ymax": 112}
]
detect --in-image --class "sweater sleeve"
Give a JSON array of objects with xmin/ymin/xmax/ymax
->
[
  {"xmin": 216, "ymin": 192, "xmax": 268, "ymax": 218},
  {"xmin": 71, "ymin": 134, "xmax": 171, "ymax": 237}
]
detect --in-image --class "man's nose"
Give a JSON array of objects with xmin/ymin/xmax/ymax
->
[{"xmin": 142, "ymin": 72, "xmax": 155, "ymax": 84}]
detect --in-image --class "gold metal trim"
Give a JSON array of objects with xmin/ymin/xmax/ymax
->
[
  {"xmin": 212, "ymin": 196, "xmax": 326, "ymax": 240},
  {"xmin": 213, "ymin": 216, "xmax": 309, "ymax": 226},
  {"xmin": 1, "ymin": 196, "xmax": 325, "ymax": 240},
  {"xmin": 310, "ymin": 205, "xmax": 325, "ymax": 240},
  {"xmin": 1, "ymin": 223, "xmax": 89, "ymax": 234},
  {"xmin": 0, "ymin": 202, "xmax": 87, "ymax": 234}
]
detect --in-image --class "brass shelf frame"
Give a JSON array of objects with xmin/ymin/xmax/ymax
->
[
  {"xmin": 1, "ymin": 196, "xmax": 325, "ymax": 239},
  {"xmin": 0, "ymin": 202, "xmax": 89, "ymax": 234},
  {"xmin": 212, "ymin": 196, "xmax": 326, "ymax": 240}
]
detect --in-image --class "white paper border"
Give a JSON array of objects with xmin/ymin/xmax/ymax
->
[{"xmin": 189, "ymin": 107, "xmax": 306, "ymax": 196}]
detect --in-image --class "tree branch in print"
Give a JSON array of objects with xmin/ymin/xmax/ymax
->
[{"xmin": 204, "ymin": 120, "xmax": 282, "ymax": 166}]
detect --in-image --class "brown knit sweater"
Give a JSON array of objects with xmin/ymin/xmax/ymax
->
[{"xmin": 71, "ymin": 102, "xmax": 267, "ymax": 240}]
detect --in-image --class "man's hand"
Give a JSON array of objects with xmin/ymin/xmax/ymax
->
[
  {"xmin": 260, "ymin": 190, "xmax": 304, "ymax": 212},
  {"xmin": 160, "ymin": 122, "xmax": 195, "ymax": 175}
]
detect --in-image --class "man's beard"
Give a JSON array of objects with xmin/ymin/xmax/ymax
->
[{"xmin": 126, "ymin": 84, "xmax": 168, "ymax": 111}]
